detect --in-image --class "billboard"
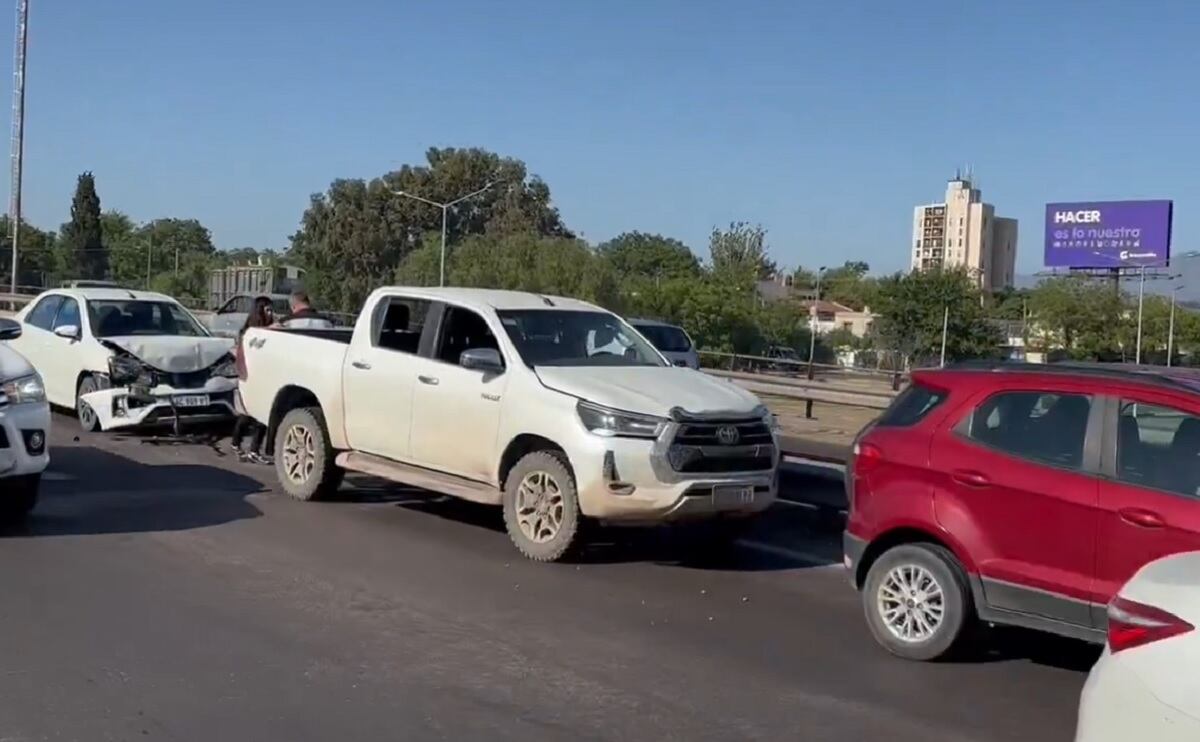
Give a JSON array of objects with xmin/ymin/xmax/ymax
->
[{"xmin": 1044, "ymin": 200, "xmax": 1173, "ymax": 268}]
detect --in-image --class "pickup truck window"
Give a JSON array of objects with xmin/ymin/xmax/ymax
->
[
  {"xmin": 374, "ymin": 297, "xmax": 431, "ymax": 355},
  {"xmin": 497, "ymin": 310, "xmax": 666, "ymax": 368},
  {"xmin": 435, "ymin": 306, "xmax": 503, "ymax": 366}
]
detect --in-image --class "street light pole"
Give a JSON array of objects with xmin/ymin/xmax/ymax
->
[
  {"xmin": 806, "ymin": 267, "xmax": 826, "ymax": 381},
  {"xmin": 1136, "ymin": 265, "xmax": 1146, "ymax": 364},
  {"xmin": 1168, "ymin": 283, "xmax": 1182, "ymax": 367},
  {"xmin": 388, "ymin": 182, "xmax": 496, "ymax": 287}
]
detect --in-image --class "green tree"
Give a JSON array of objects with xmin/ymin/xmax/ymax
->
[
  {"xmin": 103, "ymin": 211, "xmax": 142, "ymax": 287},
  {"xmin": 397, "ymin": 232, "xmax": 619, "ymax": 308},
  {"xmin": 598, "ymin": 231, "xmax": 699, "ymax": 281},
  {"xmin": 0, "ymin": 217, "xmax": 56, "ymax": 288},
  {"xmin": 709, "ymin": 222, "xmax": 774, "ymax": 279},
  {"xmin": 294, "ymin": 148, "xmax": 572, "ymax": 312},
  {"xmin": 1027, "ymin": 276, "xmax": 1124, "ymax": 359},
  {"xmin": 58, "ymin": 172, "xmax": 106, "ymax": 280},
  {"xmin": 872, "ymin": 267, "xmax": 1001, "ymax": 366},
  {"xmin": 821, "ymin": 261, "xmax": 878, "ymax": 311}
]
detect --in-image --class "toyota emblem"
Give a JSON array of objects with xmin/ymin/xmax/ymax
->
[{"xmin": 716, "ymin": 425, "xmax": 740, "ymax": 446}]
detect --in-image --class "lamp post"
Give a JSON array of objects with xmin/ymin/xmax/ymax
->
[
  {"xmin": 806, "ymin": 266, "xmax": 827, "ymax": 381},
  {"xmin": 1168, "ymin": 281, "xmax": 1184, "ymax": 367},
  {"xmin": 388, "ymin": 182, "xmax": 495, "ymax": 287}
]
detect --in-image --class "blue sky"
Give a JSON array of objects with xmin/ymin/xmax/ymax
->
[{"xmin": 3, "ymin": 0, "xmax": 1198, "ymax": 275}]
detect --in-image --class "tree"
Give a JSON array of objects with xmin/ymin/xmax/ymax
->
[
  {"xmin": 293, "ymin": 148, "xmax": 572, "ymax": 312},
  {"xmin": 821, "ymin": 261, "xmax": 878, "ymax": 311},
  {"xmin": 872, "ymin": 267, "xmax": 1001, "ymax": 366},
  {"xmin": 103, "ymin": 211, "xmax": 142, "ymax": 287},
  {"xmin": 1027, "ymin": 276, "xmax": 1124, "ymax": 359},
  {"xmin": 141, "ymin": 219, "xmax": 216, "ymax": 302},
  {"xmin": 598, "ymin": 232, "xmax": 699, "ymax": 281},
  {"xmin": 709, "ymin": 222, "xmax": 774, "ymax": 279},
  {"xmin": 59, "ymin": 172, "xmax": 106, "ymax": 280},
  {"xmin": 397, "ymin": 232, "xmax": 619, "ymax": 308},
  {"xmin": 0, "ymin": 217, "xmax": 56, "ymax": 288}
]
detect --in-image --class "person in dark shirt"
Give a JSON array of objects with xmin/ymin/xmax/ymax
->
[
  {"xmin": 277, "ymin": 289, "xmax": 333, "ymax": 329},
  {"xmin": 231, "ymin": 297, "xmax": 273, "ymax": 463}
]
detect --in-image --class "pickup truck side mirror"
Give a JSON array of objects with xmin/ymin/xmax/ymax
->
[
  {"xmin": 460, "ymin": 347, "xmax": 504, "ymax": 374},
  {"xmin": 54, "ymin": 324, "xmax": 81, "ymax": 340},
  {"xmin": 0, "ymin": 318, "xmax": 21, "ymax": 341}
]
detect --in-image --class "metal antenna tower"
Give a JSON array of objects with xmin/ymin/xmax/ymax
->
[{"xmin": 8, "ymin": 0, "xmax": 28, "ymax": 293}]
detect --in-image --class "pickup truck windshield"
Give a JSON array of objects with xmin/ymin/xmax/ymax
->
[
  {"xmin": 498, "ymin": 310, "xmax": 666, "ymax": 368},
  {"xmin": 88, "ymin": 300, "xmax": 209, "ymax": 338}
]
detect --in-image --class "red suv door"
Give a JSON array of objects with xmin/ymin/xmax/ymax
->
[
  {"xmin": 928, "ymin": 382, "xmax": 1103, "ymax": 627},
  {"xmin": 1095, "ymin": 391, "xmax": 1200, "ymax": 615}
]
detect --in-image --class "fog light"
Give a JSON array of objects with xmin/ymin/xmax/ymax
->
[{"xmin": 22, "ymin": 429, "xmax": 45, "ymax": 455}]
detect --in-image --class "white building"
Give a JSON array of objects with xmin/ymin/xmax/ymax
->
[{"xmin": 912, "ymin": 176, "xmax": 1018, "ymax": 291}]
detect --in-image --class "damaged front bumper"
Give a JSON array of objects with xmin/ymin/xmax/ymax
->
[{"xmin": 81, "ymin": 377, "xmax": 237, "ymax": 432}]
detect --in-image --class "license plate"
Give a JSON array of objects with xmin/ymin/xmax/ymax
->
[
  {"xmin": 172, "ymin": 394, "xmax": 209, "ymax": 408},
  {"xmin": 713, "ymin": 485, "xmax": 755, "ymax": 508}
]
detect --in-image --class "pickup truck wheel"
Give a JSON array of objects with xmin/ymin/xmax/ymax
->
[
  {"xmin": 862, "ymin": 543, "xmax": 972, "ymax": 661},
  {"xmin": 76, "ymin": 376, "xmax": 101, "ymax": 433},
  {"xmin": 0, "ymin": 474, "xmax": 39, "ymax": 524},
  {"xmin": 275, "ymin": 407, "xmax": 342, "ymax": 501},
  {"xmin": 503, "ymin": 451, "xmax": 581, "ymax": 562}
]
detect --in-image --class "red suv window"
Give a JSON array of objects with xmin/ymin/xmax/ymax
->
[{"xmin": 875, "ymin": 384, "xmax": 946, "ymax": 428}]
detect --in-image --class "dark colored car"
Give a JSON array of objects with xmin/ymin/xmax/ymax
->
[{"xmin": 844, "ymin": 362, "xmax": 1200, "ymax": 660}]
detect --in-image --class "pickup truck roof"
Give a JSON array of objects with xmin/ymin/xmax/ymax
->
[{"xmin": 374, "ymin": 287, "xmax": 603, "ymax": 313}]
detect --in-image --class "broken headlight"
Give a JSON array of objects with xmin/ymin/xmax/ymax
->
[
  {"xmin": 211, "ymin": 354, "xmax": 238, "ymax": 379},
  {"xmin": 108, "ymin": 355, "xmax": 154, "ymax": 386}
]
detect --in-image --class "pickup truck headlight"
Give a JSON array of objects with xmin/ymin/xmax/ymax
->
[
  {"xmin": 757, "ymin": 405, "xmax": 780, "ymax": 433},
  {"xmin": 1, "ymin": 374, "xmax": 45, "ymax": 405},
  {"xmin": 577, "ymin": 400, "xmax": 667, "ymax": 439}
]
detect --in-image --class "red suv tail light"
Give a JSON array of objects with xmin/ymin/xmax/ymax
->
[
  {"xmin": 1107, "ymin": 596, "xmax": 1194, "ymax": 654},
  {"xmin": 853, "ymin": 441, "xmax": 884, "ymax": 473}
]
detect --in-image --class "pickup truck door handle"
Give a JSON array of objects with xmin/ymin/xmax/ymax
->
[
  {"xmin": 1118, "ymin": 507, "xmax": 1165, "ymax": 529},
  {"xmin": 951, "ymin": 470, "xmax": 991, "ymax": 488},
  {"xmin": 351, "ymin": 361, "xmax": 372, "ymax": 370},
  {"xmin": 418, "ymin": 375, "xmax": 439, "ymax": 386}
]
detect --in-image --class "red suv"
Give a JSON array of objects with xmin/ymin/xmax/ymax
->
[{"xmin": 844, "ymin": 362, "xmax": 1200, "ymax": 661}]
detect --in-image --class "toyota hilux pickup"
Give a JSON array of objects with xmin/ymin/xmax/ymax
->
[{"xmin": 239, "ymin": 287, "xmax": 779, "ymax": 561}]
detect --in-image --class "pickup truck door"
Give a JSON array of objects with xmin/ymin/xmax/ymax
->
[
  {"xmin": 408, "ymin": 303, "xmax": 509, "ymax": 483},
  {"xmin": 342, "ymin": 296, "xmax": 433, "ymax": 461}
]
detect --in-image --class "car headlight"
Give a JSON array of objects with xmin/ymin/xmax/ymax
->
[
  {"xmin": 1, "ymin": 373, "xmax": 45, "ymax": 405},
  {"xmin": 576, "ymin": 400, "xmax": 667, "ymax": 439},
  {"xmin": 211, "ymin": 354, "xmax": 238, "ymax": 379},
  {"xmin": 109, "ymin": 355, "xmax": 152, "ymax": 385}
]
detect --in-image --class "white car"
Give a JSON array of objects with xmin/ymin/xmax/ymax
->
[
  {"xmin": 0, "ymin": 317, "xmax": 50, "ymax": 521},
  {"xmin": 1075, "ymin": 551, "xmax": 1200, "ymax": 741},
  {"xmin": 9, "ymin": 288, "xmax": 237, "ymax": 432},
  {"xmin": 239, "ymin": 287, "xmax": 779, "ymax": 561}
]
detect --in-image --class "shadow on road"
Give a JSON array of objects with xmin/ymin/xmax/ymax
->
[
  {"xmin": 3, "ymin": 444, "xmax": 264, "ymax": 538},
  {"xmin": 961, "ymin": 627, "xmax": 1102, "ymax": 673},
  {"xmin": 333, "ymin": 475, "xmax": 842, "ymax": 572}
]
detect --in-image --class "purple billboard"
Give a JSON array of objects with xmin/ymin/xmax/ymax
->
[{"xmin": 1044, "ymin": 200, "xmax": 1173, "ymax": 268}]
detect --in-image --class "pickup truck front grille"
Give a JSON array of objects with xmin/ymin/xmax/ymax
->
[
  {"xmin": 667, "ymin": 417, "xmax": 776, "ymax": 473},
  {"xmin": 674, "ymin": 419, "xmax": 773, "ymax": 447}
]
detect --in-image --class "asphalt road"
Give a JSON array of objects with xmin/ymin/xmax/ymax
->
[{"xmin": 0, "ymin": 416, "xmax": 1094, "ymax": 741}]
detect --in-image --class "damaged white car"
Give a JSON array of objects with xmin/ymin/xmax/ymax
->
[{"xmin": 9, "ymin": 288, "xmax": 237, "ymax": 432}]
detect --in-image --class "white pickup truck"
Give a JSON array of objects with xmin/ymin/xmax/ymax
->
[{"xmin": 239, "ymin": 287, "xmax": 779, "ymax": 561}]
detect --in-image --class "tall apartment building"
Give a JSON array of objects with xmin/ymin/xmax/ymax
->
[{"xmin": 911, "ymin": 176, "xmax": 1018, "ymax": 291}]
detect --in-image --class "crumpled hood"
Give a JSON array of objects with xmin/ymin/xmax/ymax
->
[
  {"xmin": 101, "ymin": 335, "xmax": 235, "ymax": 373},
  {"xmin": 0, "ymin": 344, "xmax": 34, "ymax": 381},
  {"xmin": 534, "ymin": 366, "xmax": 762, "ymax": 418}
]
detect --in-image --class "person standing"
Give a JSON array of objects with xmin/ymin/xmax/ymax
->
[
  {"xmin": 277, "ymin": 289, "xmax": 333, "ymax": 329},
  {"xmin": 231, "ymin": 296, "xmax": 273, "ymax": 463}
]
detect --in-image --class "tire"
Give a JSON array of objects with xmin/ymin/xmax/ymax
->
[
  {"xmin": 273, "ymin": 407, "xmax": 343, "ymax": 501},
  {"xmin": 502, "ymin": 450, "xmax": 581, "ymax": 562},
  {"xmin": 861, "ymin": 543, "xmax": 972, "ymax": 661},
  {"xmin": 76, "ymin": 375, "xmax": 101, "ymax": 432},
  {"xmin": 0, "ymin": 474, "xmax": 39, "ymax": 524}
]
